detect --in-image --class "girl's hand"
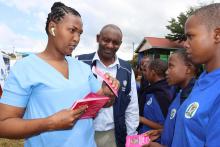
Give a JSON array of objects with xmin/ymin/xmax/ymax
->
[
  {"xmin": 142, "ymin": 142, "xmax": 164, "ymax": 147},
  {"xmin": 144, "ymin": 129, "xmax": 162, "ymax": 141}
]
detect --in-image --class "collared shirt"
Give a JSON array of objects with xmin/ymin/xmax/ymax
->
[
  {"xmin": 172, "ymin": 69, "xmax": 220, "ymax": 147},
  {"xmin": 162, "ymin": 78, "xmax": 196, "ymax": 147},
  {"xmin": 92, "ymin": 52, "xmax": 139, "ymax": 135},
  {"xmin": 161, "ymin": 92, "xmax": 181, "ymax": 147}
]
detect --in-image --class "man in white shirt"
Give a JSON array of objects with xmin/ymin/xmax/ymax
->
[{"xmin": 77, "ymin": 24, "xmax": 139, "ymax": 147}]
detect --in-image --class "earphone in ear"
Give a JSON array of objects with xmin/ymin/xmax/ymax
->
[{"xmin": 51, "ymin": 27, "xmax": 55, "ymax": 37}]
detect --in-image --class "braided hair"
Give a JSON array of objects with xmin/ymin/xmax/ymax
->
[
  {"xmin": 173, "ymin": 49, "xmax": 202, "ymax": 78},
  {"xmin": 45, "ymin": 2, "xmax": 81, "ymax": 34}
]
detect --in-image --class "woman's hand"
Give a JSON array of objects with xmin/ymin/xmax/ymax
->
[
  {"xmin": 0, "ymin": 104, "xmax": 88, "ymax": 139},
  {"xmin": 47, "ymin": 106, "xmax": 88, "ymax": 130}
]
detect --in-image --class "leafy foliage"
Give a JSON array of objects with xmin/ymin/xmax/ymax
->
[{"xmin": 165, "ymin": 8, "xmax": 195, "ymax": 42}]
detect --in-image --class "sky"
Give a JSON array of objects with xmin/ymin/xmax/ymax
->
[{"xmin": 0, "ymin": 0, "xmax": 219, "ymax": 60}]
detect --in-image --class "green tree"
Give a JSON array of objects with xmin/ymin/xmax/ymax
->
[
  {"xmin": 166, "ymin": 1, "xmax": 215, "ymax": 42},
  {"xmin": 165, "ymin": 8, "xmax": 195, "ymax": 42},
  {"xmin": 128, "ymin": 53, "xmax": 138, "ymax": 69}
]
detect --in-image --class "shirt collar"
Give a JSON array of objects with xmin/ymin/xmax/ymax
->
[
  {"xmin": 196, "ymin": 68, "xmax": 220, "ymax": 90},
  {"xmin": 92, "ymin": 52, "xmax": 120, "ymax": 68}
]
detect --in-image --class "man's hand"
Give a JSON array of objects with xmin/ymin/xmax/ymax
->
[{"xmin": 97, "ymin": 73, "xmax": 120, "ymax": 107}]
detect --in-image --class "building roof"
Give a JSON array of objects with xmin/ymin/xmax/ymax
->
[{"xmin": 135, "ymin": 37, "xmax": 184, "ymax": 53}]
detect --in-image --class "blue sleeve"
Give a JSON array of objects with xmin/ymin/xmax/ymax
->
[
  {"xmin": 152, "ymin": 95, "xmax": 165, "ymax": 125},
  {"xmin": 88, "ymin": 66, "xmax": 102, "ymax": 93},
  {"xmin": 205, "ymin": 95, "xmax": 220, "ymax": 147},
  {"xmin": 74, "ymin": 59, "xmax": 101, "ymax": 93},
  {"xmin": 0, "ymin": 62, "xmax": 31, "ymax": 108},
  {"xmin": 88, "ymin": 72, "xmax": 101, "ymax": 93}
]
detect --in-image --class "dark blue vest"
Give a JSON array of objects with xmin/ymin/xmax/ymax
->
[{"xmin": 77, "ymin": 53, "xmax": 132, "ymax": 147}]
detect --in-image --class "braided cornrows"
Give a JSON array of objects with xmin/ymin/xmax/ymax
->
[
  {"xmin": 173, "ymin": 49, "xmax": 202, "ymax": 78},
  {"xmin": 45, "ymin": 2, "xmax": 81, "ymax": 34}
]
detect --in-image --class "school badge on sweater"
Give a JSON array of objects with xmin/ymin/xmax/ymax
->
[
  {"xmin": 170, "ymin": 109, "xmax": 176, "ymax": 119},
  {"xmin": 147, "ymin": 97, "xmax": 152, "ymax": 105},
  {"xmin": 185, "ymin": 102, "xmax": 199, "ymax": 119}
]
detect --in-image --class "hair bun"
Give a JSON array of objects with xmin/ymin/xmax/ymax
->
[{"xmin": 51, "ymin": 2, "xmax": 65, "ymax": 11}]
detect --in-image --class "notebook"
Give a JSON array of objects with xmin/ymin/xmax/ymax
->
[{"xmin": 71, "ymin": 93, "xmax": 110, "ymax": 119}]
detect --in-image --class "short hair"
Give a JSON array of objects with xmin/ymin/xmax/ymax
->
[
  {"xmin": 99, "ymin": 24, "xmax": 122, "ymax": 36},
  {"xmin": 173, "ymin": 49, "xmax": 192, "ymax": 66},
  {"xmin": 141, "ymin": 56, "xmax": 153, "ymax": 61},
  {"xmin": 148, "ymin": 59, "xmax": 168, "ymax": 78},
  {"xmin": 45, "ymin": 2, "xmax": 81, "ymax": 34},
  {"xmin": 172, "ymin": 49, "xmax": 202, "ymax": 77},
  {"xmin": 140, "ymin": 56, "xmax": 153, "ymax": 70},
  {"xmin": 193, "ymin": 3, "xmax": 220, "ymax": 29}
]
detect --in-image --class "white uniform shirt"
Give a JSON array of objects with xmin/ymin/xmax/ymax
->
[{"xmin": 92, "ymin": 52, "xmax": 139, "ymax": 135}]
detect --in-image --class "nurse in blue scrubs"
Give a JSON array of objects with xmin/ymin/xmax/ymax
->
[
  {"xmin": 0, "ymin": 2, "xmax": 119, "ymax": 147},
  {"xmin": 171, "ymin": 4, "xmax": 220, "ymax": 147}
]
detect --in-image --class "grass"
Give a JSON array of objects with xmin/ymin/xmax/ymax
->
[{"xmin": 0, "ymin": 138, "xmax": 24, "ymax": 147}]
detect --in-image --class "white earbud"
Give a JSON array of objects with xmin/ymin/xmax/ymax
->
[{"xmin": 51, "ymin": 27, "xmax": 55, "ymax": 37}]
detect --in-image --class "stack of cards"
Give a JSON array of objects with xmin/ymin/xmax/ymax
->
[{"xmin": 126, "ymin": 134, "xmax": 150, "ymax": 147}]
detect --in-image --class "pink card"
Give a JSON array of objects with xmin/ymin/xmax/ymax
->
[
  {"xmin": 126, "ymin": 134, "xmax": 150, "ymax": 147},
  {"xmin": 71, "ymin": 93, "xmax": 109, "ymax": 119},
  {"xmin": 92, "ymin": 66, "xmax": 118, "ymax": 97}
]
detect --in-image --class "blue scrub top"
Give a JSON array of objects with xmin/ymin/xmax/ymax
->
[
  {"xmin": 0, "ymin": 54, "xmax": 101, "ymax": 147},
  {"xmin": 139, "ymin": 94, "xmax": 165, "ymax": 134},
  {"xmin": 172, "ymin": 69, "xmax": 220, "ymax": 147},
  {"xmin": 161, "ymin": 92, "xmax": 181, "ymax": 147}
]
